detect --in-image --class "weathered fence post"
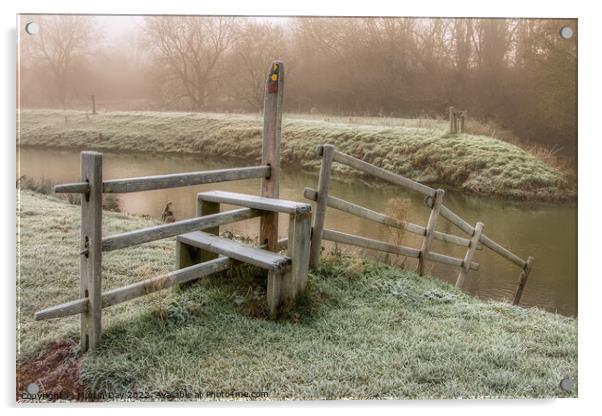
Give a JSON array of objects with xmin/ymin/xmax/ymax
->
[
  {"xmin": 176, "ymin": 198, "xmax": 220, "ymax": 269},
  {"xmin": 198, "ymin": 199, "xmax": 220, "ymax": 263},
  {"xmin": 309, "ymin": 144, "xmax": 335, "ymax": 269},
  {"xmin": 260, "ymin": 60, "xmax": 284, "ymax": 252},
  {"xmin": 417, "ymin": 189, "xmax": 444, "ymax": 276},
  {"xmin": 449, "ymin": 106, "xmax": 457, "ymax": 134},
  {"xmin": 513, "ymin": 256, "xmax": 534, "ymax": 305},
  {"xmin": 91, "ymin": 95, "xmax": 96, "ymax": 115},
  {"xmin": 456, "ymin": 221, "xmax": 484, "ymax": 288},
  {"xmin": 458, "ymin": 111, "xmax": 465, "ymax": 133},
  {"xmin": 289, "ymin": 211, "xmax": 311, "ymax": 294},
  {"xmin": 80, "ymin": 151, "xmax": 102, "ymax": 352}
]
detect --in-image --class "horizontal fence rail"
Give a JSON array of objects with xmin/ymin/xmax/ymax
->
[
  {"xmin": 102, "ymin": 208, "xmax": 263, "ymax": 252},
  {"xmin": 303, "ymin": 187, "xmax": 480, "ymax": 250},
  {"xmin": 54, "ymin": 166, "xmax": 271, "ymax": 194},
  {"xmin": 322, "ymin": 229, "xmax": 479, "ymax": 271},
  {"xmin": 54, "ymin": 182, "xmax": 91, "ymax": 194},
  {"xmin": 323, "ymin": 228, "xmax": 420, "ymax": 258},
  {"xmin": 35, "ymin": 257, "xmax": 233, "ymax": 320}
]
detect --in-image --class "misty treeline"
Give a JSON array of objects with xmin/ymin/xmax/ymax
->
[{"xmin": 19, "ymin": 16, "xmax": 576, "ymax": 154}]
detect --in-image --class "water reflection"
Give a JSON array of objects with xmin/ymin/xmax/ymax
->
[{"xmin": 18, "ymin": 148, "xmax": 577, "ymax": 316}]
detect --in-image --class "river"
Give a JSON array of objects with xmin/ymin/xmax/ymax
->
[{"xmin": 18, "ymin": 148, "xmax": 577, "ymax": 317}]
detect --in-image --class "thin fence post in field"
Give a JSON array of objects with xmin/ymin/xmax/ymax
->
[
  {"xmin": 456, "ymin": 221, "xmax": 484, "ymax": 288},
  {"xmin": 80, "ymin": 151, "xmax": 103, "ymax": 352},
  {"xmin": 449, "ymin": 106, "xmax": 456, "ymax": 134},
  {"xmin": 513, "ymin": 256, "xmax": 534, "ymax": 306},
  {"xmin": 309, "ymin": 144, "xmax": 335, "ymax": 269},
  {"xmin": 260, "ymin": 60, "xmax": 284, "ymax": 252},
  {"xmin": 417, "ymin": 189, "xmax": 445, "ymax": 276},
  {"xmin": 91, "ymin": 95, "xmax": 96, "ymax": 114}
]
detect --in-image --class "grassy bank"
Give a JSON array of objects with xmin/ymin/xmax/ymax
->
[
  {"xmin": 18, "ymin": 110, "xmax": 574, "ymax": 202},
  {"xmin": 17, "ymin": 190, "xmax": 577, "ymax": 400}
]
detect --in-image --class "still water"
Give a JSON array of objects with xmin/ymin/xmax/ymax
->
[{"xmin": 18, "ymin": 148, "xmax": 577, "ymax": 316}]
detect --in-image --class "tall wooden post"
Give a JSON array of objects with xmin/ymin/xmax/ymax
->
[
  {"xmin": 513, "ymin": 256, "xmax": 534, "ymax": 306},
  {"xmin": 260, "ymin": 61, "xmax": 285, "ymax": 252},
  {"xmin": 309, "ymin": 144, "xmax": 335, "ymax": 269},
  {"xmin": 449, "ymin": 106, "xmax": 456, "ymax": 134},
  {"xmin": 417, "ymin": 189, "xmax": 444, "ymax": 276},
  {"xmin": 456, "ymin": 221, "xmax": 484, "ymax": 288},
  {"xmin": 80, "ymin": 151, "xmax": 102, "ymax": 352},
  {"xmin": 91, "ymin": 95, "xmax": 96, "ymax": 115}
]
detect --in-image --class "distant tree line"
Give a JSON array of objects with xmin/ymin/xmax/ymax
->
[{"xmin": 19, "ymin": 16, "xmax": 577, "ymax": 155}]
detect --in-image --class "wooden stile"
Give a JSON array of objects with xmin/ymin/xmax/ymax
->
[
  {"xmin": 260, "ymin": 61, "xmax": 285, "ymax": 252},
  {"xmin": 177, "ymin": 231, "xmax": 290, "ymax": 271},
  {"xmin": 198, "ymin": 190, "xmax": 311, "ymax": 214},
  {"xmin": 309, "ymin": 144, "xmax": 335, "ymax": 269},
  {"xmin": 456, "ymin": 222, "xmax": 484, "ymax": 288},
  {"xmin": 80, "ymin": 151, "xmax": 103, "ymax": 352},
  {"xmin": 417, "ymin": 189, "xmax": 445, "ymax": 276}
]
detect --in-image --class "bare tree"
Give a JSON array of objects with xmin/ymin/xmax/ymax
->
[
  {"xmin": 226, "ymin": 20, "xmax": 287, "ymax": 111},
  {"xmin": 142, "ymin": 16, "xmax": 236, "ymax": 111},
  {"xmin": 22, "ymin": 15, "xmax": 98, "ymax": 108}
]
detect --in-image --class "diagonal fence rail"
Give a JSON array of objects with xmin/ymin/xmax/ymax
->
[{"xmin": 305, "ymin": 144, "xmax": 534, "ymax": 305}]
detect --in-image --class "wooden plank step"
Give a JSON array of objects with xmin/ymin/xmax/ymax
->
[
  {"xmin": 197, "ymin": 190, "xmax": 311, "ymax": 214},
  {"xmin": 177, "ymin": 231, "xmax": 291, "ymax": 271}
]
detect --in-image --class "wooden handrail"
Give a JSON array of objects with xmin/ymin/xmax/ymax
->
[{"xmin": 54, "ymin": 165, "xmax": 271, "ymax": 194}]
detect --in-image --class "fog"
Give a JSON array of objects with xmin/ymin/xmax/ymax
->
[{"xmin": 18, "ymin": 15, "xmax": 577, "ymax": 159}]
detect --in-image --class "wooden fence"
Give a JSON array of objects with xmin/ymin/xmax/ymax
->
[
  {"xmin": 32, "ymin": 60, "xmax": 536, "ymax": 354},
  {"xmin": 34, "ymin": 61, "xmax": 316, "ymax": 352},
  {"xmin": 304, "ymin": 144, "xmax": 534, "ymax": 304}
]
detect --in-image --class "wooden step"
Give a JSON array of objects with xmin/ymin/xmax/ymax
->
[
  {"xmin": 197, "ymin": 190, "xmax": 311, "ymax": 214},
  {"xmin": 177, "ymin": 231, "xmax": 291, "ymax": 271}
]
